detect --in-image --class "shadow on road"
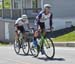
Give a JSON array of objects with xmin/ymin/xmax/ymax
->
[
  {"xmin": 18, "ymin": 53, "xmax": 33, "ymax": 56},
  {"xmin": 17, "ymin": 53, "xmax": 65, "ymax": 61},
  {"xmin": 37, "ymin": 57, "xmax": 65, "ymax": 61}
]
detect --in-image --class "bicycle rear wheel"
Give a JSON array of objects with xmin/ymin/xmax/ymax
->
[
  {"xmin": 44, "ymin": 38, "xmax": 55, "ymax": 59},
  {"xmin": 22, "ymin": 39, "xmax": 30, "ymax": 55},
  {"xmin": 14, "ymin": 40, "xmax": 20, "ymax": 54}
]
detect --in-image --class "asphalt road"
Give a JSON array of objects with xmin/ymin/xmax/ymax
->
[{"xmin": 0, "ymin": 46, "xmax": 75, "ymax": 64}]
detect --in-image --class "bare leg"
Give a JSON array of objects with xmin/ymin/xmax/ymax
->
[
  {"xmin": 15, "ymin": 31, "xmax": 19, "ymax": 41},
  {"xmin": 22, "ymin": 32, "xmax": 25, "ymax": 37}
]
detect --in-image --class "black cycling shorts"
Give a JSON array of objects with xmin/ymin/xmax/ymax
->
[
  {"xmin": 38, "ymin": 22, "xmax": 45, "ymax": 29},
  {"xmin": 17, "ymin": 26, "xmax": 25, "ymax": 33}
]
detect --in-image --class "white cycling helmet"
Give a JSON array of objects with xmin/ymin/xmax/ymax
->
[
  {"xmin": 44, "ymin": 4, "xmax": 52, "ymax": 9},
  {"xmin": 21, "ymin": 14, "xmax": 27, "ymax": 19}
]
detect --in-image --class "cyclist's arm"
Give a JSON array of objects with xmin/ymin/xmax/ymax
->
[
  {"xmin": 37, "ymin": 13, "xmax": 42, "ymax": 25},
  {"xmin": 49, "ymin": 13, "xmax": 53, "ymax": 30},
  {"xmin": 15, "ymin": 18, "xmax": 21, "ymax": 27},
  {"xmin": 27, "ymin": 23, "xmax": 30, "ymax": 29},
  {"xmin": 25, "ymin": 19, "xmax": 30, "ymax": 29}
]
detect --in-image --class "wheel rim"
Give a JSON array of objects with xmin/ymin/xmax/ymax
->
[
  {"xmin": 14, "ymin": 40, "xmax": 20, "ymax": 54},
  {"xmin": 22, "ymin": 39, "xmax": 29, "ymax": 55},
  {"xmin": 44, "ymin": 38, "xmax": 55, "ymax": 58}
]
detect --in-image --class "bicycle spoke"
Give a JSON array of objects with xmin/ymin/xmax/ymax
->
[
  {"xmin": 30, "ymin": 42, "xmax": 39, "ymax": 57},
  {"xmin": 22, "ymin": 39, "xmax": 29, "ymax": 55},
  {"xmin": 14, "ymin": 40, "xmax": 20, "ymax": 54},
  {"xmin": 44, "ymin": 38, "xmax": 55, "ymax": 58}
]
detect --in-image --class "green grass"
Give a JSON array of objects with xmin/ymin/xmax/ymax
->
[
  {"xmin": 0, "ymin": 42, "xmax": 9, "ymax": 46},
  {"xmin": 0, "ymin": 0, "xmax": 10, "ymax": 9},
  {"xmin": 53, "ymin": 31, "xmax": 75, "ymax": 42},
  {"xmin": 0, "ymin": 5, "xmax": 2, "ymax": 9},
  {"xmin": 4, "ymin": 0, "xmax": 11, "ymax": 8}
]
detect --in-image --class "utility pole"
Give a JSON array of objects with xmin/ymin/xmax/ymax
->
[
  {"xmin": 41, "ymin": 0, "xmax": 44, "ymax": 9},
  {"xmin": 10, "ymin": 0, "xmax": 13, "ymax": 19},
  {"xmin": 21, "ymin": 0, "xmax": 23, "ymax": 15},
  {"xmin": 2, "ymin": 0, "xmax": 4, "ymax": 18}
]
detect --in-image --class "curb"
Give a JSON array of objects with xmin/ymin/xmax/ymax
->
[{"xmin": 54, "ymin": 42, "xmax": 75, "ymax": 47}]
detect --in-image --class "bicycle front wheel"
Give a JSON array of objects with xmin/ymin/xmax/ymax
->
[
  {"xmin": 22, "ymin": 39, "xmax": 30, "ymax": 55},
  {"xmin": 30, "ymin": 42, "xmax": 39, "ymax": 57},
  {"xmin": 44, "ymin": 38, "xmax": 55, "ymax": 59}
]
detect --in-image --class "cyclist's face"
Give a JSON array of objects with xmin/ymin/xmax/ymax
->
[
  {"xmin": 22, "ymin": 19, "xmax": 26, "ymax": 22},
  {"xmin": 44, "ymin": 7, "xmax": 51, "ymax": 14}
]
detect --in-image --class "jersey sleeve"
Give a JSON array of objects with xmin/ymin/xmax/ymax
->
[
  {"xmin": 37, "ymin": 13, "xmax": 42, "ymax": 25},
  {"xmin": 15, "ymin": 18, "xmax": 22, "ymax": 25},
  {"xmin": 15, "ymin": 19, "xmax": 19, "ymax": 24},
  {"xmin": 49, "ymin": 13, "xmax": 53, "ymax": 27}
]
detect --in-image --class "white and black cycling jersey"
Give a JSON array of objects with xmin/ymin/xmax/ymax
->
[
  {"xmin": 15, "ymin": 18, "xmax": 29, "ymax": 26},
  {"xmin": 15, "ymin": 18, "xmax": 29, "ymax": 31},
  {"xmin": 36, "ymin": 11, "xmax": 53, "ymax": 30}
]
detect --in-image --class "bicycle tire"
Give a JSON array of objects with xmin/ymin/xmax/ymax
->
[
  {"xmin": 30, "ymin": 42, "xmax": 39, "ymax": 57},
  {"xmin": 22, "ymin": 39, "xmax": 30, "ymax": 55},
  {"xmin": 44, "ymin": 38, "xmax": 55, "ymax": 59},
  {"xmin": 14, "ymin": 40, "xmax": 20, "ymax": 54}
]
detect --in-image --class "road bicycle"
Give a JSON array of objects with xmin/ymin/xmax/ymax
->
[
  {"xmin": 30, "ymin": 29, "xmax": 55, "ymax": 58},
  {"xmin": 14, "ymin": 30, "xmax": 30, "ymax": 55}
]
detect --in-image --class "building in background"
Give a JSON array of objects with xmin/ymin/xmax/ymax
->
[
  {"xmin": 0, "ymin": 0, "xmax": 75, "ymax": 19},
  {"xmin": 0, "ymin": 0, "xmax": 75, "ymax": 42},
  {"xmin": 0, "ymin": 0, "xmax": 52, "ymax": 19}
]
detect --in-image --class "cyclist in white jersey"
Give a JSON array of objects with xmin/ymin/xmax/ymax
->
[
  {"xmin": 15, "ymin": 14, "xmax": 29, "ymax": 40},
  {"xmin": 33, "ymin": 4, "xmax": 53, "ymax": 48}
]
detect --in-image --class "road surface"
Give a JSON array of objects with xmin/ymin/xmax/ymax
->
[{"xmin": 0, "ymin": 46, "xmax": 75, "ymax": 64}]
